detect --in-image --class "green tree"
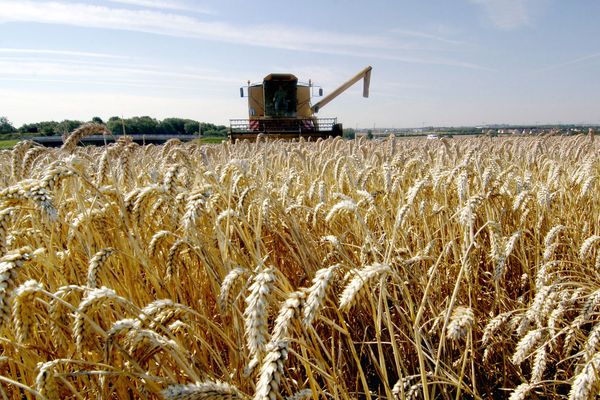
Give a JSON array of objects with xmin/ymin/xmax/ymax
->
[
  {"xmin": 367, "ymin": 129, "xmax": 373, "ymax": 140},
  {"xmin": 159, "ymin": 118, "xmax": 186, "ymax": 135},
  {"xmin": 39, "ymin": 121, "xmax": 60, "ymax": 136},
  {"xmin": 106, "ymin": 116, "xmax": 159, "ymax": 135},
  {"xmin": 18, "ymin": 123, "xmax": 40, "ymax": 134},
  {"xmin": 106, "ymin": 116, "xmax": 126, "ymax": 135},
  {"xmin": 129, "ymin": 116, "xmax": 158, "ymax": 135},
  {"xmin": 343, "ymin": 128, "xmax": 356, "ymax": 140},
  {"xmin": 91, "ymin": 116, "xmax": 104, "ymax": 124},
  {"xmin": 183, "ymin": 120, "xmax": 200, "ymax": 135},
  {"xmin": 93, "ymin": 116, "xmax": 223, "ymax": 137},
  {"xmin": 201, "ymin": 122, "xmax": 227, "ymax": 137},
  {"xmin": 18, "ymin": 121, "xmax": 60, "ymax": 136},
  {"xmin": 0, "ymin": 117, "xmax": 16, "ymax": 135},
  {"xmin": 56, "ymin": 120, "xmax": 83, "ymax": 136}
]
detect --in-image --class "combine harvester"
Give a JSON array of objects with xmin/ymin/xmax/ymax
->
[{"xmin": 229, "ymin": 66, "xmax": 372, "ymax": 141}]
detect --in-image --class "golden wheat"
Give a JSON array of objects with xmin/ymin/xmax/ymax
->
[{"xmin": 0, "ymin": 134, "xmax": 597, "ymax": 399}]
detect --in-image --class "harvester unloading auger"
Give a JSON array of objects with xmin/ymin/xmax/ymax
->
[{"xmin": 229, "ymin": 66, "xmax": 372, "ymax": 141}]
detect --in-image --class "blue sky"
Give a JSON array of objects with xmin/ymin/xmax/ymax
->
[{"xmin": 0, "ymin": 0, "xmax": 599, "ymax": 128}]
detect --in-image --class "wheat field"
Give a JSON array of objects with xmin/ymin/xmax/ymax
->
[{"xmin": 0, "ymin": 126, "xmax": 599, "ymax": 399}]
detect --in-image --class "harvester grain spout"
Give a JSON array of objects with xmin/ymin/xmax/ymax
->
[
  {"xmin": 229, "ymin": 66, "xmax": 372, "ymax": 141},
  {"xmin": 311, "ymin": 66, "xmax": 372, "ymax": 114}
]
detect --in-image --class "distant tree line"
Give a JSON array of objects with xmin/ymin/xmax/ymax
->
[{"xmin": 0, "ymin": 116, "xmax": 228, "ymax": 137}]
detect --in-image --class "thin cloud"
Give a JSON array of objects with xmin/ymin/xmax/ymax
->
[
  {"xmin": 0, "ymin": 58, "xmax": 241, "ymax": 85},
  {"xmin": 389, "ymin": 28, "xmax": 468, "ymax": 46},
  {"xmin": 303, "ymin": 45, "xmax": 494, "ymax": 71},
  {"xmin": 0, "ymin": 1, "xmax": 394, "ymax": 50},
  {"xmin": 106, "ymin": 0, "xmax": 214, "ymax": 14},
  {"xmin": 3, "ymin": 77, "xmax": 188, "ymax": 90},
  {"xmin": 0, "ymin": 48, "xmax": 128, "ymax": 59},
  {"xmin": 469, "ymin": 0, "xmax": 531, "ymax": 30},
  {"xmin": 0, "ymin": 1, "xmax": 487, "ymax": 70},
  {"xmin": 537, "ymin": 52, "xmax": 600, "ymax": 72}
]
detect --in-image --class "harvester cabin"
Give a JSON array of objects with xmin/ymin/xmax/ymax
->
[{"xmin": 247, "ymin": 74, "xmax": 312, "ymax": 119}]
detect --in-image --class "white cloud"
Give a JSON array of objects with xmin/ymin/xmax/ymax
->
[{"xmin": 470, "ymin": 0, "xmax": 531, "ymax": 30}]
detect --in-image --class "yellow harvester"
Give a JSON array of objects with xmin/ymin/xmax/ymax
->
[{"xmin": 229, "ymin": 66, "xmax": 372, "ymax": 141}]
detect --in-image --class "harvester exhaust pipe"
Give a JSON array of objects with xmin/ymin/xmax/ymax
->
[{"xmin": 311, "ymin": 66, "xmax": 372, "ymax": 114}]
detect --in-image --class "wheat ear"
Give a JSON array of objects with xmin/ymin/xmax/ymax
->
[
  {"xmin": 303, "ymin": 263, "xmax": 340, "ymax": 326},
  {"xmin": 286, "ymin": 389, "xmax": 312, "ymax": 400},
  {"xmin": 49, "ymin": 284, "xmax": 87, "ymax": 349},
  {"xmin": 126, "ymin": 328, "xmax": 180, "ymax": 366},
  {"xmin": 139, "ymin": 299, "xmax": 189, "ymax": 330},
  {"xmin": 35, "ymin": 361, "xmax": 60, "ymax": 400},
  {"xmin": 512, "ymin": 328, "xmax": 543, "ymax": 365},
  {"xmin": 61, "ymin": 123, "xmax": 109, "ymax": 153},
  {"xmin": 339, "ymin": 263, "xmax": 390, "ymax": 312},
  {"xmin": 254, "ymin": 341, "xmax": 288, "ymax": 400},
  {"xmin": 0, "ymin": 207, "xmax": 15, "ymax": 256},
  {"xmin": 87, "ymin": 248, "xmax": 115, "ymax": 289},
  {"xmin": 271, "ymin": 290, "xmax": 305, "ymax": 343},
  {"xmin": 73, "ymin": 287, "xmax": 124, "ymax": 353},
  {"xmin": 12, "ymin": 279, "xmax": 43, "ymax": 343},
  {"xmin": 579, "ymin": 235, "xmax": 600, "ymax": 261},
  {"xmin": 162, "ymin": 380, "xmax": 245, "ymax": 400},
  {"xmin": 244, "ymin": 267, "xmax": 275, "ymax": 361},
  {"xmin": 446, "ymin": 306, "xmax": 475, "ymax": 341},
  {"xmin": 528, "ymin": 341, "xmax": 546, "ymax": 384},
  {"xmin": 219, "ymin": 267, "xmax": 250, "ymax": 314},
  {"xmin": 0, "ymin": 247, "xmax": 32, "ymax": 327},
  {"xmin": 569, "ymin": 352, "xmax": 600, "ymax": 400},
  {"xmin": 508, "ymin": 383, "xmax": 533, "ymax": 400}
]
